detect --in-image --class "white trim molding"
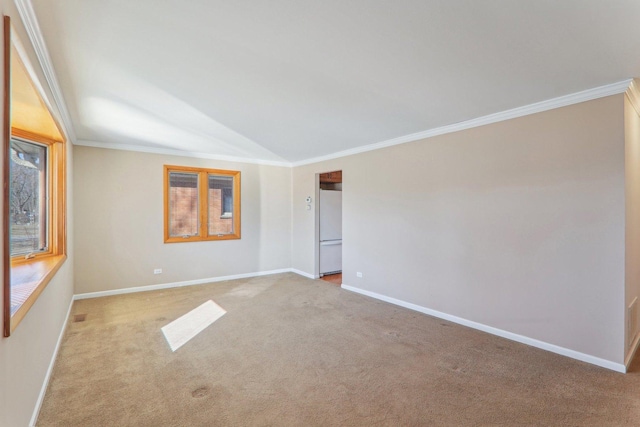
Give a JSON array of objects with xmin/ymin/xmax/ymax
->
[
  {"xmin": 74, "ymin": 140, "xmax": 291, "ymax": 167},
  {"xmin": 290, "ymin": 268, "xmax": 316, "ymax": 279},
  {"xmin": 6, "ymin": 2, "xmax": 636, "ymax": 168},
  {"xmin": 30, "ymin": 298, "xmax": 74, "ymax": 427},
  {"xmin": 74, "ymin": 268, "xmax": 294, "ymax": 300},
  {"xmin": 293, "ymin": 79, "xmax": 633, "ymax": 167},
  {"xmin": 14, "ymin": 0, "xmax": 77, "ymax": 143},
  {"xmin": 341, "ymin": 284, "xmax": 627, "ymax": 373},
  {"xmin": 68, "ymin": 78, "xmax": 634, "ymax": 169}
]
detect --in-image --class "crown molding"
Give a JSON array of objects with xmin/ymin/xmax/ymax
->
[
  {"xmin": 5, "ymin": 3, "xmax": 634, "ymax": 167},
  {"xmin": 292, "ymin": 79, "xmax": 633, "ymax": 167},
  {"xmin": 78, "ymin": 78, "xmax": 634, "ymax": 169},
  {"xmin": 74, "ymin": 140, "xmax": 292, "ymax": 167},
  {"xmin": 14, "ymin": 0, "xmax": 76, "ymax": 143},
  {"xmin": 626, "ymin": 78, "xmax": 640, "ymax": 116}
]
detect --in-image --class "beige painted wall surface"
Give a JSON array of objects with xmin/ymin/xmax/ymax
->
[
  {"xmin": 73, "ymin": 147, "xmax": 292, "ymax": 294},
  {"xmin": 0, "ymin": 2, "xmax": 76, "ymax": 426},
  {"xmin": 625, "ymin": 90, "xmax": 640, "ymax": 361},
  {"xmin": 293, "ymin": 95, "xmax": 626, "ymax": 364}
]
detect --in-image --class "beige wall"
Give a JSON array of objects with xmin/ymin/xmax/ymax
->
[
  {"xmin": 625, "ymin": 87, "xmax": 640, "ymax": 361},
  {"xmin": 293, "ymin": 95, "xmax": 626, "ymax": 364},
  {"xmin": 0, "ymin": 9, "xmax": 632, "ymax": 423},
  {"xmin": 0, "ymin": 3, "xmax": 632, "ymax": 423},
  {"xmin": 0, "ymin": 2, "xmax": 75, "ymax": 425},
  {"xmin": 73, "ymin": 146, "xmax": 292, "ymax": 294}
]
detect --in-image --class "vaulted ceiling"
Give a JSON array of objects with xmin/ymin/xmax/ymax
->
[{"xmin": 31, "ymin": 0, "xmax": 640, "ymax": 164}]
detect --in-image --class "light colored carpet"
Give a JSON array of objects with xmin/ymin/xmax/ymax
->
[{"xmin": 37, "ymin": 273, "xmax": 640, "ymax": 426}]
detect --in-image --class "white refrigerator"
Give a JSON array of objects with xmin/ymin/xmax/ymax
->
[{"xmin": 319, "ymin": 189, "xmax": 342, "ymax": 275}]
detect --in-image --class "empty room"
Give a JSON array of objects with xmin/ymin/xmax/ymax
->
[{"xmin": 2, "ymin": 0, "xmax": 640, "ymax": 425}]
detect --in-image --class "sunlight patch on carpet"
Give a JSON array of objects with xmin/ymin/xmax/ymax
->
[{"xmin": 161, "ymin": 300, "xmax": 226, "ymax": 351}]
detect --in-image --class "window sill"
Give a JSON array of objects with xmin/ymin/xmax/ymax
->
[
  {"xmin": 164, "ymin": 234, "xmax": 240, "ymax": 243},
  {"xmin": 9, "ymin": 254, "xmax": 66, "ymax": 333}
]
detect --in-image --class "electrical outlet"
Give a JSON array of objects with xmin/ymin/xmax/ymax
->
[
  {"xmin": 154, "ymin": 269, "xmax": 162, "ymax": 274},
  {"xmin": 356, "ymin": 272, "xmax": 363, "ymax": 278}
]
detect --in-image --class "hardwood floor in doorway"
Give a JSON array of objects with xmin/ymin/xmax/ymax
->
[{"xmin": 321, "ymin": 273, "xmax": 342, "ymax": 285}]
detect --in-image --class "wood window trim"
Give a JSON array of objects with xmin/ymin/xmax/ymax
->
[
  {"xmin": 10, "ymin": 128, "xmax": 66, "ymax": 260},
  {"xmin": 3, "ymin": 15, "xmax": 67, "ymax": 336},
  {"xmin": 10, "ymin": 128, "xmax": 62, "ymax": 262},
  {"xmin": 4, "ymin": 129, "xmax": 66, "ymax": 335},
  {"xmin": 9, "ymin": 254, "xmax": 66, "ymax": 332},
  {"xmin": 164, "ymin": 165, "xmax": 241, "ymax": 243},
  {"xmin": 3, "ymin": 15, "xmax": 10, "ymax": 337}
]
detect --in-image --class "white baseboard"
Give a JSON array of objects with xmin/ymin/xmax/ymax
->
[
  {"xmin": 341, "ymin": 284, "xmax": 626, "ymax": 373},
  {"xmin": 74, "ymin": 268, "xmax": 302, "ymax": 300},
  {"xmin": 290, "ymin": 269, "xmax": 316, "ymax": 279},
  {"xmin": 30, "ymin": 297, "xmax": 74, "ymax": 427},
  {"xmin": 32, "ymin": 273, "xmax": 626, "ymax": 427}
]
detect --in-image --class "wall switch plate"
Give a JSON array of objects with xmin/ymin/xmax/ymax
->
[
  {"xmin": 154, "ymin": 269, "xmax": 162, "ymax": 274},
  {"xmin": 356, "ymin": 272, "xmax": 363, "ymax": 278}
]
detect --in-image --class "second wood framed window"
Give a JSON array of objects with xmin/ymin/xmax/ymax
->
[{"xmin": 164, "ymin": 165, "xmax": 240, "ymax": 243}]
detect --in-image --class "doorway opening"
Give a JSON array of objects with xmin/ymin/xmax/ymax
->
[{"xmin": 318, "ymin": 170, "xmax": 342, "ymax": 285}]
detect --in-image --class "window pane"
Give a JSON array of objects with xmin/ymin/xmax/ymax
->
[
  {"xmin": 168, "ymin": 172, "xmax": 199, "ymax": 237},
  {"xmin": 208, "ymin": 174, "xmax": 233, "ymax": 236},
  {"xmin": 10, "ymin": 139, "xmax": 47, "ymax": 255}
]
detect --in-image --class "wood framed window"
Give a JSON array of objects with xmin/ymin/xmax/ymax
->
[
  {"xmin": 7, "ymin": 130, "xmax": 66, "ymax": 324},
  {"xmin": 3, "ymin": 16, "xmax": 67, "ymax": 336},
  {"xmin": 10, "ymin": 136, "xmax": 49, "ymax": 258},
  {"xmin": 164, "ymin": 165, "xmax": 240, "ymax": 243}
]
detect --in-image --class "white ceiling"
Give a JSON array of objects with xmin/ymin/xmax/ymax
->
[{"xmin": 31, "ymin": 0, "xmax": 640, "ymax": 164}]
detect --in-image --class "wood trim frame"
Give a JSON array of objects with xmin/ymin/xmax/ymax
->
[
  {"xmin": 11, "ymin": 132, "xmax": 53, "ymax": 261},
  {"xmin": 6, "ymin": 132, "xmax": 66, "ymax": 335},
  {"xmin": 9, "ymin": 254, "xmax": 66, "ymax": 331},
  {"xmin": 164, "ymin": 165, "xmax": 241, "ymax": 243},
  {"xmin": 2, "ymin": 19, "xmax": 67, "ymax": 336},
  {"xmin": 3, "ymin": 15, "xmax": 11, "ymax": 337},
  {"xmin": 9, "ymin": 129, "xmax": 66, "ymax": 262}
]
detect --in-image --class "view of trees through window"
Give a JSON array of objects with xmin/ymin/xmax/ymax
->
[{"xmin": 10, "ymin": 138, "xmax": 47, "ymax": 256}]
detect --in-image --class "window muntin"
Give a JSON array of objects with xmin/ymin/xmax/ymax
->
[
  {"xmin": 10, "ymin": 138, "xmax": 48, "ymax": 256},
  {"xmin": 164, "ymin": 166, "xmax": 240, "ymax": 243}
]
